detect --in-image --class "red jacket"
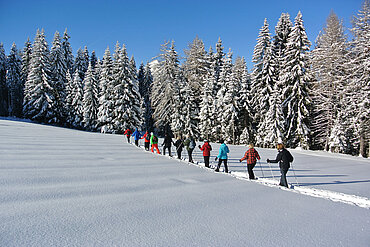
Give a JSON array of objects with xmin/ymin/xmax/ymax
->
[
  {"xmin": 141, "ymin": 132, "xmax": 150, "ymax": 143},
  {"xmin": 240, "ymin": 148, "xmax": 260, "ymax": 164},
  {"xmin": 124, "ymin": 129, "xmax": 132, "ymax": 137},
  {"xmin": 200, "ymin": 142, "xmax": 212, "ymax": 156}
]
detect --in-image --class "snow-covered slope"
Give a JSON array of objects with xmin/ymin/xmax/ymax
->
[{"xmin": 1, "ymin": 119, "xmax": 369, "ymax": 246}]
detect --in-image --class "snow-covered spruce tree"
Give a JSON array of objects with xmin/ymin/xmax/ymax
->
[
  {"xmin": 214, "ymin": 37, "xmax": 225, "ymax": 91},
  {"xmin": 263, "ymin": 80, "xmax": 285, "ymax": 147},
  {"xmin": 21, "ymin": 38, "xmax": 32, "ymax": 113},
  {"xmin": 0, "ymin": 43, "xmax": 8, "ymax": 116},
  {"xmin": 138, "ymin": 63, "xmax": 154, "ymax": 132},
  {"xmin": 273, "ymin": 13, "xmax": 293, "ymax": 76},
  {"xmin": 255, "ymin": 44, "xmax": 279, "ymax": 147},
  {"xmin": 171, "ymin": 69, "xmax": 187, "ymax": 137},
  {"xmin": 111, "ymin": 44, "xmax": 142, "ymax": 133},
  {"xmin": 138, "ymin": 62, "xmax": 146, "ymax": 97},
  {"xmin": 234, "ymin": 57, "xmax": 253, "ymax": 145},
  {"xmin": 62, "ymin": 29, "xmax": 74, "ymax": 74},
  {"xmin": 90, "ymin": 51, "xmax": 98, "ymax": 69},
  {"xmin": 183, "ymin": 76, "xmax": 200, "ymax": 138},
  {"xmin": 251, "ymin": 19, "xmax": 271, "ymax": 129},
  {"xmin": 212, "ymin": 48, "xmax": 232, "ymax": 141},
  {"xmin": 280, "ymin": 12, "xmax": 312, "ymax": 149},
  {"xmin": 64, "ymin": 70, "xmax": 73, "ymax": 126},
  {"xmin": 198, "ymin": 46, "xmax": 219, "ymax": 141},
  {"xmin": 97, "ymin": 47, "xmax": 114, "ymax": 133},
  {"xmin": 328, "ymin": 109, "xmax": 350, "ymax": 154},
  {"xmin": 220, "ymin": 50, "xmax": 240, "ymax": 144},
  {"xmin": 348, "ymin": 0, "xmax": 370, "ymax": 157},
  {"xmin": 271, "ymin": 13, "xmax": 292, "ymax": 141},
  {"xmin": 23, "ymin": 29, "xmax": 59, "ymax": 124},
  {"xmin": 50, "ymin": 31, "xmax": 68, "ymax": 124},
  {"xmin": 310, "ymin": 11, "xmax": 349, "ymax": 151},
  {"xmin": 82, "ymin": 62, "xmax": 99, "ymax": 131},
  {"xmin": 69, "ymin": 70, "xmax": 84, "ymax": 129},
  {"xmin": 199, "ymin": 57, "xmax": 216, "ymax": 141},
  {"xmin": 6, "ymin": 43, "xmax": 23, "ymax": 117},
  {"xmin": 73, "ymin": 47, "xmax": 89, "ymax": 82},
  {"xmin": 151, "ymin": 41, "xmax": 179, "ymax": 134}
]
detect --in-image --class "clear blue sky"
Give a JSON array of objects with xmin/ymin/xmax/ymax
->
[{"xmin": 0, "ymin": 0, "xmax": 364, "ymax": 70}]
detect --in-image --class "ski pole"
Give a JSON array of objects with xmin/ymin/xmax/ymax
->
[
  {"xmin": 267, "ymin": 161, "xmax": 275, "ymax": 180},
  {"xmin": 290, "ymin": 161, "xmax": 299, "ymax": 186},
  {"xmin": 258, "ymin": 160, "xmax": 264, "ymax": 178}
]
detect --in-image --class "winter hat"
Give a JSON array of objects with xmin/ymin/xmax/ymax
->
[
  {"xmin": 151, "ymin": 132, "xmax": 154, "ymax": 135},
  {"xmin": 220, "ymin": 139, "xmax": 224, "ymax": 144},
  {"xmin": 277, "ymin": 143, "xmax": 284, "ymax": 150},
  {"xmin": 204, "ymin": 140, "xmax": 208, "ymax": 143}
]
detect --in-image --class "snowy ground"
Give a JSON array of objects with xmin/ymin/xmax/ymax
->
[{"xmin": 1, "ymin": 119, "xmax": 369, "ymax": 246}]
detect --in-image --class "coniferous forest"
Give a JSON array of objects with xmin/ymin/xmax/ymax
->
[{"xmin": 0, "ymin": 2, "xmax": 369, "ymax": 157}]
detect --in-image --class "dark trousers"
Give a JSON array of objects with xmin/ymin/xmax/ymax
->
[
  {"xmin": 177, "ymin": 149, "xmax": 182, "ymax": 159},
  {"xmin": 247, "ymin": 163, "xmax": 256, "ymax": 179},
  {"xmin": 187, "ymin": 149, "xmax": 194, "ymax": 163},
  {"xmin": 144, "ymin": 142, "xmax": 150, "ymax": 151},
  {"xmin": 134, "ymin": 140, "xmax": 139, "ymax": 146},
  {"xmin": 215, "ymin": 159, "xmax": 228, "ymax": 173},
  {"xmin": 203, "ymin": 156, "xmax": 210, "ymax": 168},
  {"xmin": 280, "ymin": 167, "xmax": 289, "ymax": 188},
  {"xmin": 126, "ymin": 136, "xmax": 130, "ymax": 143},
  {"xmin": 163, "ymin": 146, "xmax": 171, "ymax": 156}
]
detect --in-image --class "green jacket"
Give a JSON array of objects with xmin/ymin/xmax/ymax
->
[{"xmin": 150, "ymin": 135, "xmax": 158, "ymax": 145}]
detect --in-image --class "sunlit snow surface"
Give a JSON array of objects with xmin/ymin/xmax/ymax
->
[{"xmin": 1, "ymin": 119, "xmax": 369, "ymax": 246}]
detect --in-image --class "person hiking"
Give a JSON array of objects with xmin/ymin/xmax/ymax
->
[
  {"xmin": 184, "ymin": 135, "xmax": 196, "ymax": 163},
  {"xmin": 215, "ymin": 140, "xmax": 229, "ymax": 173},
  {"xmin": 267, "ymin": 143, "xmax": 294, "ymax": 188},
  {"xmin": 199, "ymin": 140, "xmax": 212, "ymax": 168},
  {"xmin": 124, "ymin": 128, "xmax": 133, "ymax": 143},
  {"xmin": 150, "ymin": 132, "xmax": 161, "ymax": 154},
  {"xmin": 141, "ymin": 131, "xmax": 151, "ymax": 151},
  {"xmin": 132, "ymin": 128, "xmax": 142, "ymax": 147},
  {"xmin": 239, "ymin": 143, "xmax": 261, "ymax": 180},
  {"xmin": 174, "ymin": 136, "xmax": 184, "ymax": 159},
  {"xmin": 162, "ymin": 133, "xmax": 174, "ymax": 156}
]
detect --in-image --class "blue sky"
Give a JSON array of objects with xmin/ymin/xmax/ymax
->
[{"xmin": 0, "ymin": 0, "xmax": 364, "ymax": 70}]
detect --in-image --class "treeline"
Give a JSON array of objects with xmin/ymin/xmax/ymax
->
[{"xmin": 0, "ymin": 1, "xmax": 368, "ymax": 157}]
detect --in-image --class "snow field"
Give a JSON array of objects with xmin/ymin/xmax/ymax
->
[{"xmin": 1, "ymin": 119, "xmax": 370, "ymax": 246}]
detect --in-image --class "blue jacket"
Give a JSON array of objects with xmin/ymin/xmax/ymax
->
[
  {"xmin": 132, "ymin": 129, "xmax": 142, "ymax": 140},
  {"xmin": 217, "ymin": 143, "xmax": 229, "ymax": 159}
]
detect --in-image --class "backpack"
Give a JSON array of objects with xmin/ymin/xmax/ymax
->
[
  {"xmin": 152, "ymin": 135, "xmax": 158, "ymax": 143},
  {"xmin": 286, "ymin": 150, "xmax": 294, "ymax": 162},
  {"xmin": 189, "ymin": 139, "xmax": 196, "ymax": 149}
]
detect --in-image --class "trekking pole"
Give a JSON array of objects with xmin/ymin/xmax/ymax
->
[
  {"xmin": 290, "ymin": 161, "xmax": 299, "ymax": 187},
  {"xmin": 267, "ymin": 161, "xmax": 275, "ymax": 180},
  {"xmin": 258, "ymin": 160, "xmax": 264, "ymax": 178}
]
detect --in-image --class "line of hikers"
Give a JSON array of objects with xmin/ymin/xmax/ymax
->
[{"xmin": 123, "ymin": 128, "xmax": 294, "ymax": 188}]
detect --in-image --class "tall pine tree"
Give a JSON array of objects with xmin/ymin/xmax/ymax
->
[
  {"xmin": 23, "ymin": 29, "xmax": 58, "ymax": 124},
  {"xmin": 280, "ymin": 12, "xmax": 312, "ymax": 149},
  {"xmin": 0, "ymin": 43, "xmax": 8, "ymax": 116},
  {"xmin": 6, "ymin": 43, "xmax": 23, "ymax": 117}
]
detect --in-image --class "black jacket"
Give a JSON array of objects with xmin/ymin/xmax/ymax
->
[
  {"xmin": 269, "ymin": 148, "xmax": 293, "ymax": 169},
  {"xmin": 174, "ymin": 139, "xmax": 184, "ymax": 150},
  {"xmin": 162, "ymin": 136, "xmax": 174, "ymax": 147}
]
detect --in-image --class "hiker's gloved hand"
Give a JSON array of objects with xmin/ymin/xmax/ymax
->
[
  {"xmin": 266, "ymin": 159, "xmax": 270, "ymax": 163},
  {"xmin": 215, "ymin": 157, "xmax": 218, "ymax": 161}
]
